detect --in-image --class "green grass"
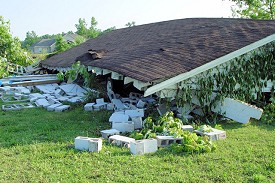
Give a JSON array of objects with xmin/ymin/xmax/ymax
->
[{"xmin": 0, "ymin": 106, "xmax": 275, "ymax": 182}]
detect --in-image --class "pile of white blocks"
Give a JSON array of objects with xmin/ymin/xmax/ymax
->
[{"xmin": 74, "ymin": 136, "xmax": 102, "ymax": 152}]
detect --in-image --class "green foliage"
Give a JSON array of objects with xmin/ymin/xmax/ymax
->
[
  {"xmin": 55, "ymin": 35, "xmax": 72, "ymax": 53},
  {"xmin": 229, "ymin": 0, "xmax": 275, "ymax": 19},
  {"xmin": 75, "ymin": 17, "xmax": 102, "ymax": 39},
  {"xmin": 261, "ymin": 103, "xmax": 275, "ymax": 124},
  {"xmin": 21, "ymin": 31, "xmax": 40, "ymax": 50},
  {"xmin": 125, "ymin": 21, "xmax": 136, "ymax": 27},
  {"xmin": 177, "ymin": 41, "xmax": 275, "ymax": 118},
  {"xmin": 57, "ymin": 61, "xmax": 92, "ymax": 87},
  {"xmin": 131, "ymin": 112, "xmax": 216, "ymax": 154},
  {"xmin": 0, "ymin": 16, "xmax": 33, "ymax": 78}
]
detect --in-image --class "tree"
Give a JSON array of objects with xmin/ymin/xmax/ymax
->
[
  {"xmin": 125, "ymin": 21, "xmax": 136, "ymax": 27},
  {"xmin": 75, "ymin": 18, "xmax": 88, "ymax": 37},
  {"xmin": 55, "ymin": 35, "xmax": 71, "ymax": 53},
  {"xmin": 0, "ymin": 16, "xmax": 33, "ymax": 78},
  {"xmin": 229, "ymin": 0, "xmax": 275, "ymax": 19},
  {"xmin": 21, "ymin": 31, "xmax": 40, "ymax": 50},
  {"xmin": 87, "ymin": 17, "xmax": 101, "ymax": 38}
]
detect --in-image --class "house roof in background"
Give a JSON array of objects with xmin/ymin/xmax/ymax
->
[
  {"xmin": 63, "ymin": 33, "xmax": 79, "ymax": 42},
  {"xmin": 41, "ymin": 18, "xmax": 275, "ymax": 82},
  {"xmin": 31, "ymin": 39, "xmax": 56, "ymax": 47}
]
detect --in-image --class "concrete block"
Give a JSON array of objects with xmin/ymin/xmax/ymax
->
[
  {"xmin": 58, "ymin": 96, "xmax": 69, "ymax": 102},
  {"xmin": 88, "ymin": 138, "xmax": 102, "ymax": 152},
  {"xmin": 93, "ymin": 98, "xmax": 107, "ymax": 111},
  {"xmin": 47, "ymin": 103, "xmax": 63, "ymax": 111},
  {"xmin": 136, "ymin": 99, "xmax": 146, "ymax": 108},
  {"xmin": 35, "ymin": 98, "xmax": 50, "ymax": 107},
  {"xmin": 107, "ymin": 103, "xmax": 115, "ymax": 111},
  {"xmin": 156, "ymin": 136, "xmax": 183, "ymax": 147},
  {"xmin": 195, "ymin": 128, "xmax": 226, "ymax": 141},
  {"xmin": 29, "ymin": 93, "xmax": 45, "ymax": 99},
  {"xmin": 112, "ymin": 99, "xmax": 127, "ymax": 111},
  {"xmin": 112, "ymin": 121, "xmax": 134, "ymax": 133},
  {"xmin": 108, "ymin": 135, "xmax": 135, "ymax": 148},
  {"xmin": 59, "ymin": 84, "xmax": 87, "ymax": 97},
  {"xmin": 212, "ymin": 98, "xmax": 263, "ymax": 124},
  {"xmin": 84, "ymin": 103, "xmax": 95, "ymax": 111},
  {"xmin": 182, "ymin": 125, "xmax": 193, "ymax": 132},
  {"xmin": 36, "ymin": 84, "xmax": 58, "ymax": 94},
  {"xmin": 109, "ymin": 112, "xmax": 129, "ymax": 123},
  {"xmin": 131, "ymin": 117, "xmax": 143, "ymax": 129},
  {"xmin": 67, "ymin": 96, "xmax": 83, "ymax": 103},
  {"xmin": 55, "ymin": 105, "xmax": 70, "ymax": 112},
  {"xmin": 130, "ymin": 139, "xmax": 158, "ymax": 155},
  {"xmin": 125, "ymin": 109, "xmax": 144, "ymax": 118},
  {"xmin": 100, "ymin": 129, "xmax": 120, "ymax": 139},
  {"xmin": 47, "ymin": 97, "xmax": 59, "ymax": 105},
  {"xmin": 75, "ymin": 136, "xmax": 102, "ymax": 152}
]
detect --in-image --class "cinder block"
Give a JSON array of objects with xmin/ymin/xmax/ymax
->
[
  {"xmin": 88, "ymin": 138, "xmax": 102, "ymax": 152},
  {"xmin": 47, "ymin": 103, "xmax": 63, "ymax": 111},
  {"xmin": 109, "ymin": 135, "xmax": 135, "ymax": 148},
  {"xmin": 84, "ymin": 103, "xmax": 95, "ymax": 111},
  {"xmin": 107, "ymin": 103, "xmax": 115, "ymax": 111},
  {"xmin": 75, "ymin": 136, "xmax": 91, "ymax": 150},
  {"xmin": 109, "ymin": 113, "xmax": 129, "ymax": 123},
  {"xmin": 100, "ymin": 129, "xmax": 120, "ymax": 139},
  {"xmin": 131, "ymin": 117, "xmax": 143, "ymax": 129},
  {"xmin": 195, "ymin": 128, "xmax": 226, "ymax": 141},
  {"xmin": 55, "ymin": 105, "xmax": 70, "ymax": 112},
  {"xmin": 75, "ymin": 136, "xmax": 102, "ymax": 152},
  {"xmin": 156, "ymin": 136, "xmax": 183, "ymax": 147},
  {"xmin": 112, "ymin": 121, "xmax": 134, "ymax": 133},
  {"xmin": 130, "ymin": 138, "xmax": 158, "ymax": 155},
  {"xmin": 125, "ymin": 109, "xmax": 144, "ymax": 118},
  {"xmin": 35, "ymin": 98, "xmax": 51, "ymax": 107},
  {"xmin": 182, "ymin": 125, "xmax": 193, "ymax": 132}
]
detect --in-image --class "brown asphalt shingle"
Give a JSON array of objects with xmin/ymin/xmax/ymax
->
[{"xmin": 41, "ymin": 18, "xmax": 275, "ymax": 82}]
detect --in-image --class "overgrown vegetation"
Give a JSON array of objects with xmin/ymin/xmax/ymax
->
[
  {"xmin": 0, "ymin": 106, "xmax": 274, "ymax": 182},
  {"xmin": 176, "ymin": 41, "xmax": 275, "ymax": 119},
  {"xmin": 261, "ymin": 102, "xmax": 275, "ymax": 125},
  {"xmin": 0, "ymin": 16, "xmax": 33, "ymax": 78}
]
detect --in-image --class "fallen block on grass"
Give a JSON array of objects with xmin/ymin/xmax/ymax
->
[
  {"xmin": 84, "ymin": 103, "xmax": 95, "ymax": 111},
  {"xmin": 195, "ymin": 128, "xmax": 226, "ymax": 141},
  {"xmin": 47, "ymin": 103, "xmax": 63, "ymax": 111},
  {"xmin": 55, "ymin": 105, "xmax": 70, "ymax": 112},
  {"xmin": 109, "ymin": 135, "xmax": 135, "ymax": 148},
  {"xmin": 93, "ymin": 98, "xmax": 108, "ymax": 111},
  {"xmin": 35, "ymin": 98, "xmax": 51, "ymax": 107},
  {"xmin": 2, "ymin": 103, "xmax": 35, "ymax": 111},
  {"xmin": 156, "ymin": 136, "xmax": 183, "ymax": 147},
  {"xmin": 74, "ymin": 136, "xmax": 102, "ymax": 152},
  {"xmin": 130, "ymin": 139, "xmax": 158, "ymax": 155},
  {"xmin": 100, "ymin": 129, "xmax": 120, "ymax": 139}
]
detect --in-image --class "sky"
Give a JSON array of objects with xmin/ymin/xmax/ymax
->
[{"xmin": 0, "ymin": 0, "xmax": 235, "ymax": 40}]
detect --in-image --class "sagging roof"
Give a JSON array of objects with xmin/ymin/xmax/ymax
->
[
  {"xmin": 31, "ymin": 39, "xmax": 56, "ymax": 47},
  {"xmin": 41, "ymin": 18, "xmax": 275, "ymax": 82}
]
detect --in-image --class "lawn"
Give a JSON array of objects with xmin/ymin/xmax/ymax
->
[{"xmin": 0, "ymin": 105, "xmax": 274, "ymax": 182}]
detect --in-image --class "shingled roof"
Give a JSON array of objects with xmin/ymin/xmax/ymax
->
[
  {"xmin": 31, "ymin": 39, "xmax": 56, "ymax": 47},
  {"xmin": 41, "ymin": 18, "xmax": 275, "ymax": 82}
]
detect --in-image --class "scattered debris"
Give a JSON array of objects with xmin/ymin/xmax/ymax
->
[{"xmin": 108, "ymin": 135, "xmax": 135, "ymax": 148}]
